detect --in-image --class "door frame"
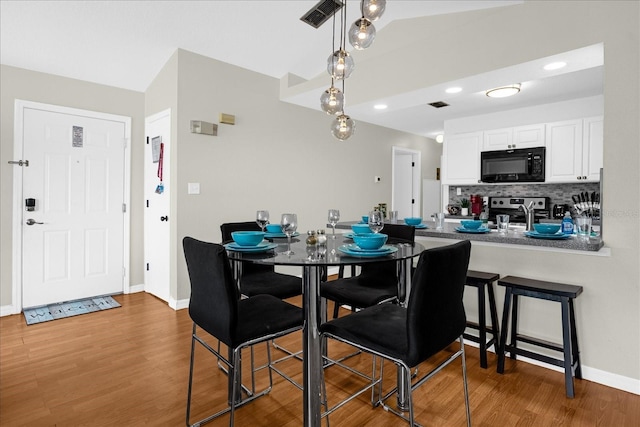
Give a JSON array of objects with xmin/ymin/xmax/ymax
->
[
  {"xmin": 12, "ymin": 100, "xmax": 132, "ymax": 313},
  {"xmin": 391, "ymin": 146, "xmax": 422, "ymax": 218}
]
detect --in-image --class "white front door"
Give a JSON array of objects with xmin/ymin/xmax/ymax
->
[
  {"xmin": 16, "ymin": 101, "xmax": 130, "ymax": 308},
  {"xmin": 144, "ymin": 109, "xmax": 171, "ymax": 303}
]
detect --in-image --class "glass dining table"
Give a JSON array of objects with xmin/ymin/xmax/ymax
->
[{"xmin": 226, "ymin": 234, "xmax": 426, "ymax": 427}]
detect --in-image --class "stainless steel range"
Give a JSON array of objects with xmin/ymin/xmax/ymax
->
[{"xmin": 488, "ymin": 197, "xmax": 551, "ymax": 224}]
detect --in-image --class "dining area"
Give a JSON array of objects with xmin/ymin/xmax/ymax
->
[{"xmin": 183, "ymin": 209, "xmax": 474, "ymax": 427}]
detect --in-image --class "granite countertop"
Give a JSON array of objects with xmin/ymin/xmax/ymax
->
[{"xmin": 336, "ymin": 221, "xmax": 604, "ymax": 252}]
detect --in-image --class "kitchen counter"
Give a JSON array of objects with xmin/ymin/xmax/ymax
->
[{"xmin": 336, "ymin": 221, "xmax": 605, "ymax": 252}]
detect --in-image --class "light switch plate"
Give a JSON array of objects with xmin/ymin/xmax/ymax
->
[{"xmin": 188, "ymin": 183, "xmax": 200, "ymax": 194}]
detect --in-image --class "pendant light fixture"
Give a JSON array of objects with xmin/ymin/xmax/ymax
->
[
  {"xmin": 331, "ymin": 113, "xmax": 356, "ymax": 140},
  {"xmin": 362, "ymin": 0, "xmax": 386, "ymax": 21},
  {"xmin": 320, "ymin": 82, "xmax": 344, "ymax": 115},
  {"xmin": 348, "ymin": 17, "xmax": 375, "ymax": 50}
]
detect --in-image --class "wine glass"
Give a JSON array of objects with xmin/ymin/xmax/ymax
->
[
  {"xmin": 368, "ymin": 210, "xmax": 384, "ymax": 234},
  {"xmin": 256, "ymin": 210, "xmax": 269, "ymax": 232},
  {"xmin": 328, "ymin": 209, "xmax": 340, "ymax": 238},
  {"xmin": 280, "ymin": 213, "xmax": 298, "ymax": 255}
]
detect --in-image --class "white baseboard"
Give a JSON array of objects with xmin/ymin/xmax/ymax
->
[
  {"xmin": 463, "ymin": 338, "xmax": 640, "ymax": 395},
  {"xmin": 127, "ymin": 283, "xmax": 145, "ymax": 294},
  {"xmin": 0, "ymin": 304, "xmax": 19, "ymax": 317},
  {"xmin": 169, "ymin": 297, "xmax": 189, "ymax": 310}
]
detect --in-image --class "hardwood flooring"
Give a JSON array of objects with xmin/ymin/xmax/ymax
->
[{"xmin": 1, "ymin": 292, "xmax": 638, "ymax": 426}]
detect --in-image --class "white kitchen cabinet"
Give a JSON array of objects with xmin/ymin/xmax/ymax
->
[
  {"xmin": 442, "ymin": 131, "xmax": 481, "ymax": 185},
  {"xmin": 546, "ymin": 117, "xmax": 602, "ymax": 183},
  {"xmin": 582, "ymin": 116, "xmax": 604, "ymax": 181},
  {"xmin": 483, "ymin": 124, "xmax": 545, "ymax": 150}
]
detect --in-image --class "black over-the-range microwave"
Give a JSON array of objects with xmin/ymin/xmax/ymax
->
[{"xmin": 480, "ymin": 147, "xmax": 545, "ymax": 183}]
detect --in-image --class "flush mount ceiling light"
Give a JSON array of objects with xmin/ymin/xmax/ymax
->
[
  {"xmin": 486, "ymin": 84, "xmax": 521, "ymax": 98},
  {"xmin": 435, "ymin": 134, "xmax": 444, "ymax": 143},
  {"xmin": 446, "ymin": 87, "xmax": 462, "ymax": 94},
  {"xmin": 544, "ymin": 61, "xmax": 567, "ymax": 71},
  {"xmin": 374, "ymin": 104, "xmax": 388, "ymax": 110}
]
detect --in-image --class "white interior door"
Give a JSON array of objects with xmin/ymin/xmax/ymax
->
[
  {"xmin": 392, "ymin": 147, "xmax": 421, "ymax": 219},
  {"xmin": 19, "ymin": 103, "xmax": 129, "ymax": 308},
  {"xmin": 144, "ymin": 110, "xmax": 171, "ymax": 303}
]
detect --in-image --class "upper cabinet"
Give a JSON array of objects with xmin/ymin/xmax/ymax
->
[
  {"xmin": 483, "ymin": 124, "xmax": 545, "ymax": 150},
  {"xmin": 442, "ymin": 131, "xmax": 481, "ymax": 185},
  {"xmin": 546, "ymin": 116, "xmax": 603, "ymax": 183}
]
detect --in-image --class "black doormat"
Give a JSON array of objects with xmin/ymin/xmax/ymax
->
[{"xmin": 23, "ymin": 296, "xmax": 121, "ymax": 325}]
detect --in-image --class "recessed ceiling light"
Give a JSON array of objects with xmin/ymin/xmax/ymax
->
[
  {"xmin": 374, "ymin": 104, "xmax": 388, "ymax": 110},
  {"xmin": 544, "ymin": 61, "xmax": 567, "ymax": 71},
  {"xmin": 445, "ymin": 87, "xmax": 462, "ymax": 94},
  {"xmin": 486, "ymin": 84, "xmax": 521, "ymax": 98},
  {"xmin": 435, "ymin": 135, "xmax": 444, "ymax": 143}
]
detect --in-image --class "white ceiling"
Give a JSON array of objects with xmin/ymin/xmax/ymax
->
[{"xmin": 0, "ymin": 0, "xmax": 603, "ymax": 138}]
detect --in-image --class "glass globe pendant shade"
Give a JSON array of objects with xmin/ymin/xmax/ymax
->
[
  {"xmin": 362, "ymin": 0, "xmax": 386, "ymax": 21},
  {"xmin": 327, "ymin": 50, "xmax": 355, "ymax": 80},
  {"xmin": 320, "ymin": 86, "xmax": 344, "ymax": 115},
  {"xmin": 349, "ymin": 18, "xmax": 376, "ymax": 50},
  {"xmin": 331, "ymin": 114, "xmax": 355, "ymax": 140}
]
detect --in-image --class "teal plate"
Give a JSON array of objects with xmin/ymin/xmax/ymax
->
[
  {"xmin": 338, "ymin": 244, "xmax": 398, "ymax": 258},
  {"xmin": 224, "ymin": 242, "xmax": 278, "ymax": 252},
  {"xmin": 524, "ymin": 231, "xmax": 571, "ymax": 240},
  {"xmin": 455, "ymin": 227, "xmax": 491, "ymax": 234}
]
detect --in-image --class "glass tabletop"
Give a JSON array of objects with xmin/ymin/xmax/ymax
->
[{"xmin": 226, "ymin": 236, "xmax": 425, "ymax": 267}]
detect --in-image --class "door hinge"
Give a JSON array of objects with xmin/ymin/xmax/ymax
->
[
  {"xmin": 411, "ymin": 199, "xmax": 415, "ymax": 204},
  {"xmin": 146, "ymin": 263, "xmax": 150, "ymax": 271},
  {"xmin": 8, "ymin": 160, "xmax": 29, "ymax": 167},
  {"xmin": 146, "ymin": 200, "xmax": 149, "ymax": 208},
  {"xmin": 146, "ymin": 136, "xmax": 149, "ymax": 145},
  {"xmin": 122, "ymin": 203, "xmax": 127, "ymax": 213},
  {"xmin": 411, "ymin": 162, "xmax": 415, "ymax": 167}
]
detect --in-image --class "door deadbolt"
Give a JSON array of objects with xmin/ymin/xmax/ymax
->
[
  {"xmin": 160, "ymin": 216, "xmax": 168, "ymax": 221},
  {"xmin": 26, "ymin": 218, "xmax": 44, "ymax": 226}
]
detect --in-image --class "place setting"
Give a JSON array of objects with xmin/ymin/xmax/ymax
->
[
  {"xmin": 223, "ymin": 230, "xmax": 278, "ymax": 253},
  {"xmin": 338, "ymin": 211, "xmax": 397, "ymax": 258},
  {"xmin": 404, "ymin": 217, "xmax": 429, "ymax": 229},
  {"xmin": 455, "ymin": 219, "xmax": 491, "ymax": 234},
  {"xmin": 524, "ymin": 223, "xmax": 572, "ymax": 240}
]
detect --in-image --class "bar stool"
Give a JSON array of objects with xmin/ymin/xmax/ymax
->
[
  {"xmin": 497, "ymin": 275, "xmax": 583, "ymax": 398},
  {"xmin": 464, "ymin": 270, "xmax": 500, "ymax": 369}
]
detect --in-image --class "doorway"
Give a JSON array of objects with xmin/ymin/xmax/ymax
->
[
  {"xmin": 392, "ymin": 147, "xmax": 421, "ymax": 219},
  {"xmin": 12, "ymin": 100, "xmax": 131, "ymax": 310}
]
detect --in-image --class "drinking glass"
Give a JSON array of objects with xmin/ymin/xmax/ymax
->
[
  {"xmin": 497, "ymin": 214, "xmax": 510, "ymax": 233},
  {"xmin": 280, "ymin": 213, "xmax": 298, "ymax": 255},
  {"xmin": 328, "ymin": 209, "xmax": 340, "ymax": 238},
  {"xmin": 368, "ymin": 210, "xmax": 384, "ymax": 233},
  {"xmin": 434, "ymin": 212, "xmax": 445, "ymax": 230},
  {"xmin": 576, "ymin": 216, "xmax": 592, "ymax": 240},
  {"xmin": 389, "ymin": 211, "xmax": 399, "ymax": 224},
  {"xmin": 256, "ymin": 210, "xmax": 269, "ymax": 232}
]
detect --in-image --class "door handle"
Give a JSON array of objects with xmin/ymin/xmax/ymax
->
[
  {"xmin": 26, "ymin": 218, "xmax": 44, "ymax": 226},
  {"xmin": 160, "ymin": 216, "xmax": 168, "ymax": 222}
]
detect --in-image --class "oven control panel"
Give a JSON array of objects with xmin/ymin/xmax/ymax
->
[{"xmin": 490, "ymin": 197, "xmax": 550, "ymax": 210}]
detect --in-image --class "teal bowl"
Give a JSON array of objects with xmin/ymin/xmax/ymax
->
[
  {"xmin": 265, "ymin": 224, "xmax": 282, "ymax": 233},
  {"xmin": 351, "ymin": 223, "xmax": 371, "ymax": 235},
  {"xmin": 353, "ymin": 233, "xmax": 388, "ymax": 250},
  {"xmin": 404, "ymin": 217, "xmax": 422, "ymax": 226},
  {"xmin": 534, "ymin": 223, "xmax": 561, "ymax": 234},
  {"xmin": 361, "ymin": 215, "xmax": 369, "ymax": 223},
  {"xmin": 231, "ymin": 231, "xmax": 265, "ymax": 246},
  {"xmin": 461, "ymin": 220, "xmax": 482, "ymax": 230}
]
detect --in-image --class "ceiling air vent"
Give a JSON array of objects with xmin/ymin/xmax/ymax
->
[
  {"xmin": 429, "ymin": 101, "xmax": 450, "ymax": 108},
  {"xmin": 300, "ymin": 0, "xmax": 344, "ymax": 28}
]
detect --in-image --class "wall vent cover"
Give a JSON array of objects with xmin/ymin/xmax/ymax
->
[
  {"xmin": 428, "ymin": 101, "xmax": 450, "ymax": 108},
  {"xmin": 300, "ymin": 0, "xmax": 344, "ymax": 28}
]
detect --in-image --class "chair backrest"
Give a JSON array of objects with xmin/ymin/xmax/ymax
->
[
  {"xmin": 361, "ymin": 224, "xmax": 416, "ymax": 277},
  {"xmin": 220, "ymin": 221, "xmax": 272, "ymax": 275},
  {"xmin": 183, "ymin": 236, "xmax": 238, "ymax": 346},
  {"xmin": 220, "ymin": 221, "xmax": 261, "ymax": 243},
  {"xmin": 405, "ymin": 240, "xmax": 471, "ymax": 366}
]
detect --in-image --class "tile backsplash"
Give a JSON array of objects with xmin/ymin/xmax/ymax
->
[{"xmin": 448, "ymin": 182, "xmax": 601, "ymax": 210}]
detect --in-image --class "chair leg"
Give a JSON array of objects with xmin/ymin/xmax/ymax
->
[
  {"xmin": 186, "ymin": 324, "xmax": 197, "ymax": 427},
  {"xmin": 477, "ymin": 284, "xmax": 488, "ymax": 369},
  {"xmin": 230, "ymin": 348, "xmax": 242, "ymax": 426},
  {"xmin": 497, "ymin": 287, "xmax": 513, "ymax": 373},
  {"xmin": 460, "ymin": 336, "xmax": 472, "ymax": 427},
  {"xmin": 560, "ymin": 297, "xmax": 575, "ymax": 398},
  {"xmin": 510, "ymin": 294, "xmax": 519, "ymax": 360},
  {"xmin": 569, "ymin": 298, "xmax": 582, "ymax": 379}
]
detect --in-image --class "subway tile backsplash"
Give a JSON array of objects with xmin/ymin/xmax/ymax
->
[{"xmin": 447, "ymin": 182, "xmax": 600, "ymax": 208}]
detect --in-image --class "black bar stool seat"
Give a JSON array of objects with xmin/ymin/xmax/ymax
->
[
  {"xmin": 464, "ymin": 270, "xmax": 500, "ymax": 369},
  {"xmin": 497, "ymin": 275, "xmax": 583, "ymax": 398}
]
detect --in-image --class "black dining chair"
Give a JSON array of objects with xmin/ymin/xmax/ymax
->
[
  {"xmin": 220, "ymin": 221, "xmax": 302, "ymax": 299},
  {"xmin": 320, "ymin": 240, "xmax": 472, "ymax": 427},
  {"xmin": 183, "ymin": 237, "xmax": 303, "ymax": 427},
  {"xmin": 321, "ymin": 223, "xmax": 416, "ymax": 318}
]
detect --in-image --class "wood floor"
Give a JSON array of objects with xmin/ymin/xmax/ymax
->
[{"xmin": 1, "ymin": 292, "xmax": 638, "ymax": 426}]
